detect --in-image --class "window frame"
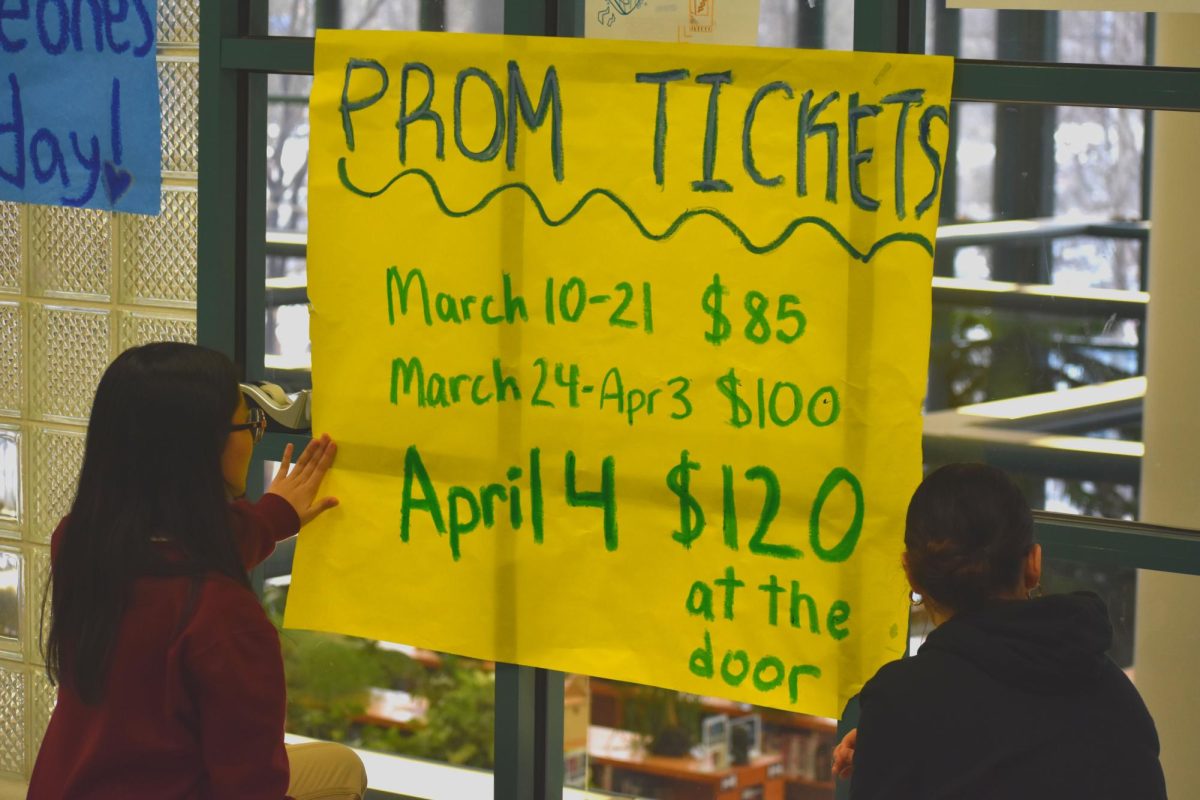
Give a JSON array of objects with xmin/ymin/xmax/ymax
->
[{"xmin": 196, "ymin": 2, "xmax": 1200, "ymax": 798}]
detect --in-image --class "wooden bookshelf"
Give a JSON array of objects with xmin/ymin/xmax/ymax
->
[{"xmin": 588, "ymin": 679, "xmax": 836, "ymax": 799}]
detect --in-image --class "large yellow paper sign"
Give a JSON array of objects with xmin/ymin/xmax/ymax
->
[{"xmin": 290, "ymin": 29, "xmax": 952, "ymax": 718}]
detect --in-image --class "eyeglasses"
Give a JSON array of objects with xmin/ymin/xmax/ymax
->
[{"xmin": 230, "ymin": 407, "xmax": 267, "ymax": 444}]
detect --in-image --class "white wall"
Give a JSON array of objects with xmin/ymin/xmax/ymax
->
[{"xmin": 1134, "ymin": 12, "xmax": 1200, "ymax": 798}]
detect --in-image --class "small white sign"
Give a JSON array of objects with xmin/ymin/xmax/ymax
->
[
  {"xmin": 702, "ymin": 714, "xmax": 731, "ymax": 770},
  {"xmin": 585, "ymin": 0, "xmax": 762, "ymax": 46}
]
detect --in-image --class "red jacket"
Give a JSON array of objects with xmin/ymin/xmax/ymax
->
[{"xmin": 28, "ymin": 494, "xmax": 300, "ymax": 800}]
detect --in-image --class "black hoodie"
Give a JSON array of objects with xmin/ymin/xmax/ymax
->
[{"xmin": 850, "ymin": 592, "xmax": 1166, "ymax": 800}]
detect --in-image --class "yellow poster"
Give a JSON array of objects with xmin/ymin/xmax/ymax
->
[{"xmin": 291, "ymin": 29, "xmax": 953, "ymax": 718}]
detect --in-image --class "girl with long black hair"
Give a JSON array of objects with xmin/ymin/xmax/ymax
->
[{"xmin": 28, "ymin": 342, "xmax": 367, "ymax": 799}]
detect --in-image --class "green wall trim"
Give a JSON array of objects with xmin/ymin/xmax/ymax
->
[
  {"xmin": 223, "ymin": 36, "xmax": 314, "ymax": 74},
  {"xmin": 956, "ymin": 59, "xmax": 1200, "ymax": 111},
  {"xmin": 219, "ymin": 38, "xmax": 1200, "ymax": 112},
  {"xmin": 1036, "ymin": 513, "xmax": 1200, "ymax": 576},
  {"xmin": 197, "ymin": 1, "xmax": 245, "ymax": 358}
]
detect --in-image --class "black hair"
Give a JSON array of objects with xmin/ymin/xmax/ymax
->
[
  {"xmin": 904, "ymin": 463, "xmax": 1034, "ymax": 614},
  {"xmin": 44, "ymin": 342, "xmax": 251, "ymax": 704}
]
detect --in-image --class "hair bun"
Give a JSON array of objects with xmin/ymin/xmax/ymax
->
[{"xmin": 904, "ymin": 463, "xmax": 1034, "ymax": 613}]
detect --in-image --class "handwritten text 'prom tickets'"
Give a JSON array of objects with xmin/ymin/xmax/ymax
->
[
  {"xmin": 290, "ymin": 30, "xmax": 952, "ymax": 717},
  {"xmin": 0, "ymin": 1, "xmax": 161, "ymax": 214}
]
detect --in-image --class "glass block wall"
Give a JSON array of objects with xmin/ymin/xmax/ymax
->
[{"xmin": 0, "ymin": 0, "xmax": 200, "ymax": 781}]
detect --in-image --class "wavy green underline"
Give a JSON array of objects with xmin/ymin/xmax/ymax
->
[{"xmin": 337, "ymin": 159, "xmax": 932, "ymax": 261}]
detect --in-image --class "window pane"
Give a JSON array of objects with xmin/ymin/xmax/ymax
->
[
  {"xmin": 757, "ymin": 0, "xmax": 855, "ymax": 50},
  {"xmin": 926, "ymin": 2, "xmax": 1148, "ymax": 67},
  {"xmin": 1050, "ymin": 238, "xmax": 1142, "ymax": 292},
  {"xmin": 959, "ymin": 5, "xmax": 997, "ymax": 59},
  {"xmin": 270, "ymin": 0, "xmax": 504, "ymax": 36},
  {"xmin": 264, "ymin": 581, "xmax": 498, "ymax": 770},
  {"xmin": 930, "ymin": 93, "xmax": 1148, "ymax": 523},
  {"xmin": 0, "ymin": 548, "xmax": 21, "ymax": 645},
  {"xmin": 953, "ymin": 103, "xmax": 996, "ymax": 221},
  {"xmin": 941, "ymin": 241, "xmax": 1144, "ymax": 290},
  {"xmin": 263, "ymin": 69, "xmax": 310, "ymax": 390},
  {"xmin": 265, "ymin": 255, "xmax": 311, "ymax": 389},
  {"xmin": 945, "ymin": 103, "xmax": 1146, "ymax": 224},
  {"xmin": 1055, "ymin": 107, "xmax": 1145, "ymax": 220},
  {"xmin": 0, "ymin": 427, "xmax": 19, "ymax": 529},
  {"xmin": 266, "ymin": 76, "xmax": 312, "ymax": 236},
  {"xmin": 260, "ymin": 462, "xmax": 497, "ymax": 794},
  {"xmin": 571, "ymin": 674, "xmax": 835, "ymax": 799},
  {"xmin": 268, "ymin": 1, "xmax": 316, "ymax": 36},
  {"xmin": 924, "ymin": 304, "xmax": 1145, "ymax": 520}
]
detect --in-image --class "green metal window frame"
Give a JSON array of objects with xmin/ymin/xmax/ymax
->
[{"xmin": 197, "ymin": 2, "xmax": 1200, "ymax": 798}]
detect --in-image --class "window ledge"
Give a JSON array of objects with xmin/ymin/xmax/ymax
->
[{"xmin": 284, "ymin": 733, "xmax": 619, "ymax": 800}]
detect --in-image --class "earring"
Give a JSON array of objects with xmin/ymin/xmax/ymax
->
[
  {"xmin": 910, "ymin": 591, "xmax": 924, "ymax": 606},
  {"xmin": 1027, "ymin": 583, "xmax": 1043, "ymax": 599}
]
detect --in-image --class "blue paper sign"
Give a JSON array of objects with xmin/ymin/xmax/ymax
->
[{"xmin": 0, "ymin": 1, "xmax": 162, "ymax": 215}]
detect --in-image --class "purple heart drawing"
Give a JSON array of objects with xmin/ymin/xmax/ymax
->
[{"xmin": 102, "ymin": 162, "xmax": 133, "ymax": 205}]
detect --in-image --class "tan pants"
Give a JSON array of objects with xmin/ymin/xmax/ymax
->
[{"xmin": 286, "ymin": 742, "xmax": 369, "ymax": 800}]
